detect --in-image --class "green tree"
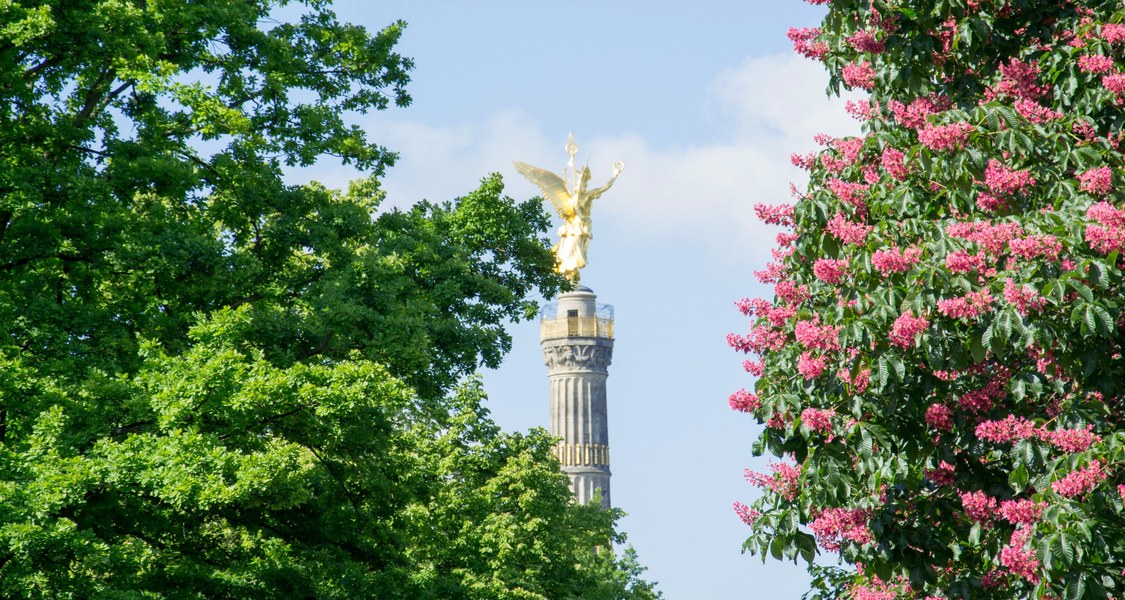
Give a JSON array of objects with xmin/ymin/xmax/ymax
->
[
  {"xmin": 732, "ymin": 1, "xmax": 1125, "ymax": 598},
  {"xmin": 0, "ymin": 0, "xmax": 658, "ymax": 597}
]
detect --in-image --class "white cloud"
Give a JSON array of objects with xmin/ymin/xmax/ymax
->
[{"xmin": 289, "ymin": 53, "xmax": 863, "ymax": 258}]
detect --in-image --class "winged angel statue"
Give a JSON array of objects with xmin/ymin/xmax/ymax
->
[{"xmin": 513, "ymin": 134, "xmax": 624, "ymax": 283}]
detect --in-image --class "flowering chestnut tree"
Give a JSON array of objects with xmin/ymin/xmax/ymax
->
[{"xmin": 732, "ymin": 1, "xmax": 1125, "ymax": 598}]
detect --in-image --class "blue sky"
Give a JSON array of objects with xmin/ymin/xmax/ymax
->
[{"xmin": 288, "ymin": 2, "xmax": 863, "ymax": 597}]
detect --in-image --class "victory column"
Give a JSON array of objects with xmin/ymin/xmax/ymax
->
[{"xmin": 514, "ymin": 136, "xmax": 623, "ymax": 508}]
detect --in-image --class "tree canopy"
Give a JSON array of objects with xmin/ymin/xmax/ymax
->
[
  {"xmin": 0, "ymin": 0, "xmax": 658, "ymax": 597},
  {"xmin": 733, "ymin": 1, "xmax": 1125, "ymax": 598}
]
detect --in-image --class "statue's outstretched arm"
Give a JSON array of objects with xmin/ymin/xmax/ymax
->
[{"xmin": 585, "ymin": 161, "xmax": 625, "ymax": 201}]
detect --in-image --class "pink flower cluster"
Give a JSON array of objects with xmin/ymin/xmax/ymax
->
[
  {"xmin": 959, "ymin": 490, "xmax": 997, "ymax": 523},
  {"xmin": 810, "ymin": 507, "xmax": 873, "ymax": 552},
  {"xmin": 795, "ymin": 319, "xmax": 842, "ymax": 352},
  {"xmin": 1078, "ymin": 54, "xmax": 1115, "ymax": 74},
  {"xmin": 979, "ymin": 418, "xmax": 1103, "ymax": 453},
  {"xmin": 788, "ymin": 27, "xmax": 828, "ymax": 61},
  {"xmin": 801, "ymin": 407, "xmax": 836, "ymax": 433},
  {"xmin": 1085, "ymin": 201, "xmax": 1125, "ymax": 254},
  {"xmin": 1078, "ymin": 166, "xmax": 1112, "ymax": 195},
  {"xmin": 798, "ymin": 351, "xmax": 827, "ymax": 379},
  {"xmin": 729, "ymin": 389, "xmax": 761, "ymax": 413},
  {"xmin": 999, "ymin": 527, "xmax": 1041, "ymax": 583},
  {"xmin": 1003, "ymin": 278, "xmax": 1047, "ymax": 314},
  {"xmin": 827, "ymin": 178, "xmax": 870, "ymax": 209},
  {"xmin": 733, "ymin": 501, "xmax": 760, "ymax": 526},
  {"xmin": 957, "ymin": 371, "xmax": 1008, "ymax": 413},
  {"xmin": 889, "ymin": 95, "xmax": 951, "ymax": 129},
  {"xmin": 813, "ymin": 258, "xmax": 849, "ymax": 283},
  {"xmin": 994, "ymin": 58, "xmax": 1047, "ymax": 99},
  {"xmin": 871, "ymin": 245, "xmax": 922, "ymax": 275},
  {"xmin": 1103, "ymin": 73, "xmax": 1125, "ymax": 96},
  {"xmin": 775, "ymin": 280, "xmax": 809, "ymax": 304},
  {"xmin": 849, "ymin": 578, "xmax": 897, "ymax": 600},
  {"xmin": 1051, "ymin": 460, "xmax": 1107, "ymax": 498},
  {"xmin": 999, "ymin": 498, "xmax": 1046, "ymax": 525},
  {"xmin": 745, "ymin": 461, "xmax": 802, "ymax": 500},
  {"xmin": 842, "ymin": 62, "xmax": 876, "ymax": 90},
  {"xmin": 918, "ymin": 122, "xmax": 973, "ymax": 151},
  {"xmin": 1014, "ymin": 97, "xmax": 1062, "ymax": 123},
  {"xmin": 847, "ymin": 30, "xmax": 885, "ymax": 54},
  {"xmin": 1008, "ymin": 234, "xmax": 1061, "ymax": 261},
  {"xmin": 881, "ymin": 147, "xmax": 909, "ymax": 180},
  {"xmin": 754, "ymin": 202, "xmax": 795, "ymax": 226},
  {"xmin": 925, "ymin": 403, "xmax": 953, "ymax": 431},
  {"xmin": 889, "ymin": 310, "xmax": 928, "ymax": 349},
  {"xmin": 945, "ymin": 250, "xmax": 986, "ymax": 273},
  {"xmin": 1104, "ymin": 23, "xmax": 1125, "ymax": 44},
  {"xmin": 984, "ymin": 159, "xmax": 1036, "ymax": 195},
  {"xmin": 837, "ymin": 367, "xmax": 871, "ymax": 393},
  {"xmin": 937, "ymin": 289, "xmax": 994, "ymax": 320},
  {"xmin": 946, "ymin": 220, "xmax": 1024, "ymax": 254},
  {"xmin": 826, "ymin": 212, "xmax": 872, "ymax": 245},
  {"xmin": 926, "ymin": 461, "xmax": 955, "ymax": 486}
]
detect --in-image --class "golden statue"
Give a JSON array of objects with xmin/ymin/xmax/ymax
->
[{"xmin": 514, "ymin": 134, "xmax": 624, "ymax": 282}]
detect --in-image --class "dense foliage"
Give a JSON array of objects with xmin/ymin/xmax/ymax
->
[
  {"xmin": 0, "ymin": 1, "xmax": 658, "ymax": 597},
  {"xmin": 731, "ymin": 1, "xmax": 1125, "ymax": 598}
]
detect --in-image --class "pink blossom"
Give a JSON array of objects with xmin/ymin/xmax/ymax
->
[
  {"xmin": 1078, "ymin": 54, "xmax": 1115, "ymax": 73},
  {"xmin": 945, "ymin": 250, "xmax": 985, "ymax": 273},
  {"xmin": 1085, "ymin": 201, "xmax": 1125, "ymax": 254},
  {"xmin": 729, "ymin": 389, "xmax": 761, "ymax": 412},
  {"xmin": 794, "ymin": 319, "xmax": 842, "ymax": 352},
  {"xmin": 733, "ymin": 501, "xmax": 761, "ymax": 526},
  {"xmin": 1078, "ymin": 166, "xmax": 1112, "ymax": 195},
  {"xmin": 976, "ymin": 415, "xmax": 1037, "ymax": 443},
  {"xmin": 999, "ymin": 499, "xmax": 1046, "ymax": 525},
  {"xmin": 871, "ymin": 245, "xmax": 922, "ymax": 276},
  {"xmin": 754, "ymin": 261, "xmax": 787, "ymax": 284},
  {"xmin": 888, "ymin": 95, "xmax": 951, "ymax": 129},
  {"xmin": 776, "ymin": 232, "xmax": 798, "ymax": 247},
  {"xmin": 946, "ymin": 220, "xmax": 1024, "ymax": 254},
  {"xmin": 826, "ymin": 178, "xmax": 870, "ymax": 209},
  {"xmin": 775, "ymin": 280, "xmax": 809, "ymax": 304},
  {"xmin": 754, "ymin": 203, "xmax": 794, "ymax": 226},
  {"xmin": 889, "ymin": 310, "xmax": 928, "ymax": 349},
  {"xmin": 918, "ymin": 122, "xmax": 973, "ymax": 151},
  {"xmin": 926, "ymin": 461, "xmax": 955, "ymax": 486},
  {"xmin": 743, "ymin": 359, "xmax": 764, "ymax": 376},
  {"xmin": 826, "ymin": 212, "xmax": 872, "ymax": 245},
  {"xmin": 925, "ymin": 403, "xmax": 953, "ymax": 431},
  {"xmin": 837, "ymin": 367, "xmax": 871, "ymax": 393},
  {"xmin": 956, "ymin": 367, "xmax": 1009, "ymax": 413},
  {"xmin": 881, "ymin": 147, "xmax": 909, "ymax": 180},
  {"xmin": 810, "ymin": 507, "xmax": 872, "ymax": 551},
  {"xmin": 813, "ymin": 258, "xmax": 849, "ymax": 283},
  {"xmin": 745, "ymin": 462, "xmax": 801, "ymax": 500},
  {"xmin": 791, "ymin": 152, "xmax": 816, "ymax": 170},
  {"xmin": 1003, "ymin": 278, "xmax": 1047, "ymax": 314},
  {"xmin": 999, "ymin": 527, "xmax": 1041, "ymax": 583},
  {"xmin": 959, "ymin": 490, "xmax": 997, "ymax": 522},
  {"xmin": 1051, "ymin": 460, "xmax": 1106, "ymax": 498},
  {"xmin": 937, "ymin": 289, "xmax": 994, "ymax": 320},
  {"xmin": 1008, "ymin": 234, "xmax": 1061, "ymax": 261},
  {"xmin": 1014, "ymin": 97, "xmax": 1062, "ymax": 123},
  {"xmin": 1103, "ymin": 72, "xmax": 1125, "ymax": 96},
  {"xmin": 798, "ymin": 351, "xmax": 827, "ymax": 379},
  {"xmin": 846, "ymin": 99, "xmax": 878, "ymax": 121},
  {"xmin": 801, "ymin": 408, "xmax": 836, "ymax": 433},
  {"xmin": 842, "ymin": 62, "xmax": 877, "ymax": 90},
  {"xmin": 1104, "ymin": 24, "xmax": 1125, "ymax": 44},
  {"xmin": 1042, "ymin": 425, "xmax": 1100, "ymax": 453},
  {"xmin": 788, "ymin": 27, "xmax": 829, "ymax": 60},
  {"xmin": 847, "ymin": 30, "xmax": 885, "ymax": 54},
  {"xmin": 849, "ymin": 579, "xmax": 897, "ymax": 600},
  {"xmin": 995, "ymin": 58, "xmax": 1046, "ymax": 99},
  {"xmin": 984, "ymin": 159, "xmax": 1035, "ymax": 195}
]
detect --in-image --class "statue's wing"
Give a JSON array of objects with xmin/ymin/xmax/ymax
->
[{"xmin": 513, "ymin": 161, "xmax": 574, "ymax": 219}]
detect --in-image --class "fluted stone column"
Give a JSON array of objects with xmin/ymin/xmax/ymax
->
[{"xmin": 540, "ymin": 286, "xmax": 613, "ymax": 507}]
